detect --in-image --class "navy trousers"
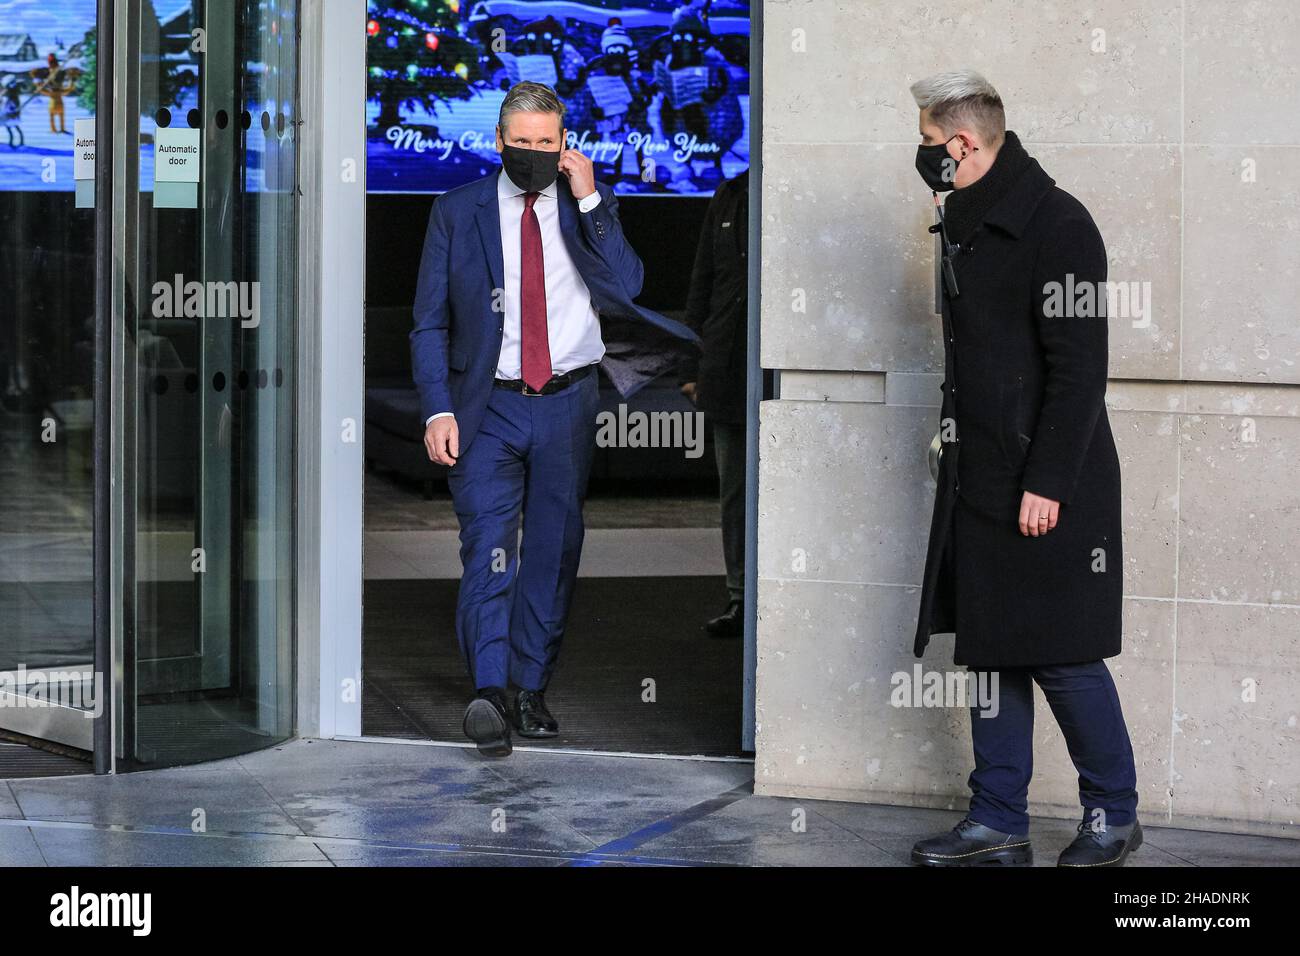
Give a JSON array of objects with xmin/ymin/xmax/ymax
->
[
  {"xmin": 966, "ymin": 661, "xmax": 1138, "ymax": 836},
  {"xmin": 446, "ymin": 372, "xmax": 600, "ymax": 691}
]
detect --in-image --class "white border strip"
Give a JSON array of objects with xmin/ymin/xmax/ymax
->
[{"xmin": 298, "ymin": 0, "xmax": 367, "ymax": 739}]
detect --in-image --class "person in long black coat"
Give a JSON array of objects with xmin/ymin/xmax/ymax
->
[
  {"xmin": 905, "ymin": 70, "xmax": 1141, "ymax": 868},
  {"xmin": 681, "ymin": 170, "xmax": 749, "ymax": 635}
]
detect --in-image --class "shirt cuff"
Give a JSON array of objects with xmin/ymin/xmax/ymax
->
[
  {"xmin": 425, "ymin": 412, "xmax": 454, "ymax": 427},
  {"xmin": 577, "ymin": 191, "xmax": 603, "ymax": 214}
]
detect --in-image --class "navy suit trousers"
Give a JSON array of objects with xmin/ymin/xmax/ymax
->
[
  {"xmin": 966, "ymin": 660, "xmax": 1138, "ymax": 836},
  {"xmin": 447, "ymin": 372, "xmax": 600, "ymax": 691}
]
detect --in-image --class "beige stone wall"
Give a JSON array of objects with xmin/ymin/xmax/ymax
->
[{"xmin": 755, "ymin": 0, "xmax": 1299, "ymax": 834}]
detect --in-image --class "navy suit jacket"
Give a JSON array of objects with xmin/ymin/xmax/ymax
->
[{"xmin": 410, "ymin": 170, "xmax": 702, "ymax": 454}]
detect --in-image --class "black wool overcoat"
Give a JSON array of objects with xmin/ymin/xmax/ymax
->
[{"xmin": 914, "ymin": 151, "xmax": 1124, "ymax": 668}]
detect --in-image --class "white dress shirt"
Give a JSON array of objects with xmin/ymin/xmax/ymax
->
[{"xmin": 426, "ymin": 171, "xmax": 606, "ymax": 425}]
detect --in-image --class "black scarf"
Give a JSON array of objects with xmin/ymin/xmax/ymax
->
[{"xmin": 941, "ymin": 129, "xmax": 1033, "ymax": 245}]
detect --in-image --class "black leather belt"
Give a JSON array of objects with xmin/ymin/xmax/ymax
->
[{"xmin": 493, "ymin": 363, "xmax": 594, "ymax": 396}]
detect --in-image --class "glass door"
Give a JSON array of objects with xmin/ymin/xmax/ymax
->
[
  {"xmin": 0, "ymin": 1, "xmax": 101, "ymax": 757},
  {"xmin": 112, "ymin": 0, "xmax": 298, "ymax": 767}
]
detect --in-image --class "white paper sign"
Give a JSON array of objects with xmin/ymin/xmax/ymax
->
[
  {"xmin": 155, "ymin": 127, "xmax": 201, "ymax": 183},
  {"xmin": 498, "ymin": 52, "xmax": 558, "ymax": 87},
  {"xmin": 655, "ymin": 62, "xmax": 708, "ymax": 109},
  {"xmin": 74, "ymin": 119, "xmax": 95, "ymax": 180},
  {"xmin": 587, "ymin": 75, "xmax": 634, "ymax": 116}
]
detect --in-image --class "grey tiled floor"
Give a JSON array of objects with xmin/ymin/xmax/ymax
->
[{"xmin": 0, "ymin": 738, "xmax": 1295, "ymax": 867}]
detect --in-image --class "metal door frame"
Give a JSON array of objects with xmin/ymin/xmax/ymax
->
[
  {"xmin": 93, "ymin": 0, "xmax": 118, "ymax": 773},
  {"xmin": 301, "ymin": 0, "xmax": 763, "ymax": 752},
  {"xmin": 741, "ymin": 0, "xmax": 763, "ymax": 753},
  {"xmin": 100, "ymin": 0, "xmax": 305, "ymax": 770},
  {"xmin": 295, "ymin": 0, "xmax": 366, "ymax": 740}
]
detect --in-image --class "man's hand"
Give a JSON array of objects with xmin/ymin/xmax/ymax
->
[
  {"xmin": 1018, "ymin": 490, "xmax": 1060, "ymax": 537},
  {"xmin": 559, "ymin": 148, "xmax": 596, "ymax": 201},
  {"xmin": 424, "ymin": 416, "xmax": 459, "ymax": 467},
  {"xmin": 680, "ymin": 382, "xmax": 698, "ymax": 404}
]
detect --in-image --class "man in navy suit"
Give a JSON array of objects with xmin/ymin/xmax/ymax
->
[{"xmin": 411, "ymin": 81, "xmax": 698, "ymax": 757}]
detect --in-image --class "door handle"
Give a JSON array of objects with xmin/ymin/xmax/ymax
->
[{"xmin": 928, "ymin": 431, "xmax": 943, "ymax": 481}]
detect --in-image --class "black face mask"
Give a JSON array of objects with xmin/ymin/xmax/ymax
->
[
  {"xmin": 500, "ymin": 143, "xmax": 561, "ymax": 193},
  {"xmin": 915, "ymin": 135, "xmax": 968, "ymax": 192}
]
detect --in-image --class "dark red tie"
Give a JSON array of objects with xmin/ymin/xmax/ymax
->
[{"xmin": 520, "ymin": 191, "xmax": 551, "ymax": 391}]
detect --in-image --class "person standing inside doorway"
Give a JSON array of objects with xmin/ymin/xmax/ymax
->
[
  {"xmin": 412, "ymin": 81, "xmax": 698, "ymax": 757},
  {"xmin": 681, "ymin": 169, "xmax": 748, "ymax": 637},
  {"xmin": 907, "ymin": 70, "xmax": 1141, "ymax": 867}
]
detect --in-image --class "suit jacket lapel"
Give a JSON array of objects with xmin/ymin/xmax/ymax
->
[{"xmin": 475, "ymin": 172, "xmax": 505, "ymax": 293}]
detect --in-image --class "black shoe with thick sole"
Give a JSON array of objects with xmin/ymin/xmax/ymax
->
[
  {"xmin": 1057, "ymin": 819, "xmax": 1143, "ymax": 867},
  {"xmin": 911, "ymin": 818, "xmax": 1033, "ymax": 867},
  {"xmin": 705, "ymin": 600, "xmax": 743, "ymax": 637},
  {"xmin": 513, "ymin": 689, "xmax": 559, "ymax": 738},
  {"xmin": 462, "ymin": 689, "xmax": 512, "ymax": 757}
]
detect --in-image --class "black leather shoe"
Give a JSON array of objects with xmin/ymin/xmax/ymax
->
[
  {"xmin": 513, "ymin": 689, "xmax": 559, "ymax": 738},
  {"xmin": 462, "ymin": 689, "xmax": 512, "ymax": 757},
  {"xmin": 911, "ymin": 818, "xmax": 1033, "ymax": 867},
  {"xmin": 705, "ymin": 599, "xmax": 743, "ymax": 637},
  {"xmin": 1058, "ymin": 819, "xmax": 1142, "ymax": 867}
]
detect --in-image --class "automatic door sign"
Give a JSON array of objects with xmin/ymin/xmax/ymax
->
[
  {"xmin": 155, "ymin": 127, "xmax": 201, "ymax": 209},
  {"xmin": 74, "ymin": 119, "xmax": 95, "ymax": 208}
]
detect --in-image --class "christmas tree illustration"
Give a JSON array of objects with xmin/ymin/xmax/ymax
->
[{"xmin": 367, "ymin": 0, "xmax": 481, "ymax": 131}]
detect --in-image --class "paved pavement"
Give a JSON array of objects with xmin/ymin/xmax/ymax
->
[{"xmin": 0, "ymin": 738, "xmax": 1296, "ymax": 867}]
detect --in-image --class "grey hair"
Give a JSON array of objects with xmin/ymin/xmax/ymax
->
[
  {"xmin": 498, "ymin": 81, "xmax": 566, "ymax": 134},
  {"xmin": 909, "ymin": 69, "xmax": 1005, "ymax": 144}
]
